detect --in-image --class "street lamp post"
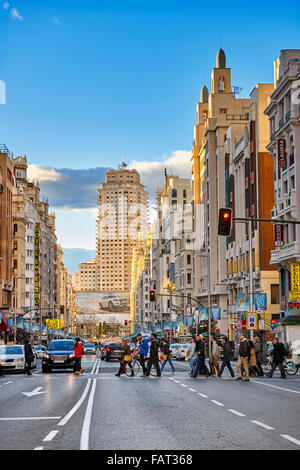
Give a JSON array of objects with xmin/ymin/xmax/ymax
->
[{"xmin": 13, "ymin": 275, "xmax": 25, "ymax": 344}]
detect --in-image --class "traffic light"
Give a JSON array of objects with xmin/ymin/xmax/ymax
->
[
  {"xmin": 218, "ymin": 208, "xmax": 232, "ymax": 236},
  {"xmin": 150, "ymin": 291, "xmax": 156, "ymax": 302},
  {"xmin": 124, "ymin": 320, "xmax": 127, "ymax": 326}
]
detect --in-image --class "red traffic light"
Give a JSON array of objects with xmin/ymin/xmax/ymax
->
[
  {"xmin": 124, "ymin": 320, "xmax": 128, "ymax": 325},
  {"xmin": 218, "ymin": 208, "xmax": 232, "ymax": 236},
  {"xmin": 149, "ymin": 291, "xmax": 156, "ymax": 302}
]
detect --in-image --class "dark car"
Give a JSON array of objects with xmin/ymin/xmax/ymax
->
[
  {"xmin": 105, "ymin": 342, "xmax": 123, "ymax": 362},
  {"xmin": 42, "ymin": 339, "xmax": 75, "ymax": 373}
]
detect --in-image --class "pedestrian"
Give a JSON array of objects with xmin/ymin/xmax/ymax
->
[
  {"xmin": 137, "ymin": 333, "xmax": 149, "ymax": 376},
  {"xmin": 248, "ymin": 339, "xmax": 260, "ymax": 377},
  {"xmin": 160, "ymin": 339, "xmax": 175, "ymax": 374},
  {"xmin": 209, "ymin": 334, "xmax": 221, "ymax": 377},
  {"xmin": 188, "ymin": 336, "xmax": 197, "ymax": 376},
  {"xmin": 115, "ymin": 340, "xmax": 134, "ymax": 377},
  {"xmin": 0, "ymin": 358, "xmax": 4, "ymax": 377},
  {"xmin": 193, "ymin": 335, "xmax": 210, "ymax": 378},
  {"xmin": 74, "ymin": 337, "xmax": 84, "ymax": 376},
  {"xmin": 145, "ymin": 334, "xmax": 161, "ymax": 377},
  {"xmin": 265, "ymin": 338, "xmax": 287, "ymax": 379},
  {"xmin": 253, "ymin": 336, "xmax": 264, "ymax": 376},
  {"xmin": 235, "ymin": 333, "xmax": 250, "ymax": 382},
  {"xmin": 218, "ymin": 336, "xmax": 235, "ymax": 378},
  {"xmin": 24, "ymin": 339, "xmax": 34, "ymax": 376}
]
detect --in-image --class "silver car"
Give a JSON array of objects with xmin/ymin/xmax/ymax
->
[
  {"xmin": 33, "ymin": 345, "xmax": 46, "ymax": 360},
  {"xmin": 0, "ymin": 345, "xmax": 26, "ymax": 373},
  {"xmin": 176, "ymin": 344, "xmax": 190, "ymax": 361},
  {"xmin": 170, "ymin": 344, "xmax": 180, "ymax": 358}
]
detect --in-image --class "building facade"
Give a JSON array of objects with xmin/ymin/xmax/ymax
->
[{"xmin": 265, "ymin": 49, "xmax": 300, "ymax": 317}]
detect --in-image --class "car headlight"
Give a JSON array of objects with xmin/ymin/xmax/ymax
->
[
  {"xmin": 68, "ymin": 353, "xmax": 75, "ymax": 359},
  {"xmin": 43, "ymin": 353, "xmax": 50, "ymax": 359}
]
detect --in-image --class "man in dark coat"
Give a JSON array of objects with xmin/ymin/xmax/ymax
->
[
  {"xmin": 193, "ymin": 335, "xmax": 210, "ymax": 378},
  {"xmin": 218, "ymin": 336, "xmax": 235, "ymax": 378},
  {"xmin": 24, "ymin": 339, "xmax": 34, "ymax": 376},
  {"xmin": 266, "ymin": 338, "xmax": 286, "ymax": 379},
  {"xmin": 145, "ymin": 334, "xmax": 161, "ymax": 377}
]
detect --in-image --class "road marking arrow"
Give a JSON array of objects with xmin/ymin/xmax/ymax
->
[{"xmin": 22, "ymin": 387, "xmax": 46, "ymax": 397}]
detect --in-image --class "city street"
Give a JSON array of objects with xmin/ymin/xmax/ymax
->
[{"xmin": 0, "ymin": 354, "xmax": 299, "ymax": 450}]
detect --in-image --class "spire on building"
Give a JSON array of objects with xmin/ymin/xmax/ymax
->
[
  {"xmin": 216, "ymin": 48, "xmax": 226, "ymax": 68},
  {"xmin": 121, "ymin": 152, "xmax": 128, "ymax": 168}
]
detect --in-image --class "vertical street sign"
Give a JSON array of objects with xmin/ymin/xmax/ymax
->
[
  {"xmin": 34, "ymin": 224, "xmax": 40, "ymax": 315},
  {"xmin": 246, "ymin": 312, "xmax": 258, "ymax": 330},
  {"xmin": 277, "ymin": 138, "xmax": 287, "ymax": 168},
  {"xmin": 274, "ymin": 224, "xmax": 284, "ymax": 247}
]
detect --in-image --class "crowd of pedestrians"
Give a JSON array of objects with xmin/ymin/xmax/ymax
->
[{"xmin": 113, "ymin": 331, "xmax": 290, "ymax": 381}]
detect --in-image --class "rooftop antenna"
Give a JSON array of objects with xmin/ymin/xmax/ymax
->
[
  {"xmin": 220, "ymin": 33, "xmax": 222, "ymax": 48},
  {"xmin": 121, "ymin": 152, "xmax": 128, "ymax": 168}
]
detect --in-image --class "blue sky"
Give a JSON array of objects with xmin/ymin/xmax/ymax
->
[{"xmin": 0, "ymin": 0, "xmax": 299, "ymax": 266}]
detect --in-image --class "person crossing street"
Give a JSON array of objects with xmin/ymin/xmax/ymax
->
[
  {"xmin": 145, "ymin": 334, "xmax": 161, "ymax": 377},
  {"xmin": 160, "ymin": 339, "xmax": 175, "ymax": 374},
  {"xmin": 218, "ymin": 336, "xmax": 235, "ymax": 378},
  {"xmin": 236, "ymin": 333, "xmax": 250, "ymax": 382},
  {"xmin": 137, "ymin": 333, "xmax": 149, "ymax": 376},
  {"xmin": 74, "ymin": 337, "xmax": 84, "ymax": 376},
  {"xmin": 266, "ymin": 338, "xmax": 287, "ymax": 379}
]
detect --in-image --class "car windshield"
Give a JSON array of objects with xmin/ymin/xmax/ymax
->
[
  {"xmin": 171, "ymin": 345, "xmax": 179, "ymax": 348},
  {"xmin": 48, "ymin": 341, "xmax": 74, "ymax": 351},
  {"xmin": 84, "ymin": 344, "xmax": 94, "ymax": 348},
  {"xmin": 0, "ymin": 346, "xmax": 23, "ymax": 355}
]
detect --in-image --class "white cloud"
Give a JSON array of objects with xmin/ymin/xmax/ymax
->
[
  {"xmin": 3, "ymin": 2, "xmax": 10, "ymax": 10},
  {"xmin": 10, "ymin": 8, "xmax": 23, "ymax": 20},
  {"xmin": 28, "ymin": 164, "xmax": 64, "ymax": 182},
  {"xmin": 130, "ymin": 150, "xmax": 192, "ymax": 199}
]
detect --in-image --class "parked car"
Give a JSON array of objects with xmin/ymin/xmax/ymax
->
[
  {"xmin": 105, "ymin": 342, "xmax": 123, "ymax": 361},
  {"xmin": 170, "ymin": 344, "xmax": 180, "ymax": 358},
  {"xmin": 99, "ymin": 294, "xmax": 128, "ymax": 311},
  {"xmin": 33, "ymin": 345, "xmax": 46, "ymax": 360},
  {"xmin": 42, "ymin": 339, "xmax": 75, "ymax": 373},
  {"xmin": 176, "ymin": 344, "xmax": 189, "ymax": 361},
  {"xmin": 83, "ymin": 343, "xmax": 96, "ymax": 355},
  {"xmin": 0, "ymin": 345, "xmax": 26, "ymax": 373}
]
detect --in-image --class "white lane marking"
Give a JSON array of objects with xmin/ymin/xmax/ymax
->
[
  {"xmin": 251, "ymin": 380, "xmax": 300, "ymax": 395},
  {"xmin": 251, "ymin": 420, "xmax": 274, "ymax": 430},
  {"xmin": 198, "ymin": 392, "xmax": 208, "ymax": 398},
  {"xmin": 173, "ymin": 380, "xmax": 180, "ymax": 383},
  {"xmin": 34, "ymin": 447, "xmax": 44, "ymax": 450},
  {"xmin": 95, "ymin": 359, "xmax": 100, "ymax": 375},
  {"xmin": 280, "ymin": 434, "xmax": 300, "ymax": 447},
  {"xmin": 180, "ymin": 383, "xmax": 187, "ymax": 387},
  {"xmin": 188, "ymin": 388, "xmax": 196, "ymax": 392},
  {"xmin": 211, "ymin": 400, "xmax": 224, "ymax": 407},
  {"xmin": 90, "ymin": 358, "xmax": 98, "ymax": 375},
  {"xmin": 0, "ymin": 417, "xmax": 61, "ymax": 421},
  {"xmin": 80, "ymin": 378, "xmax": 97, "ymax": 450},
  {"xmin": 4, "ymin": 381, "xmax": 13, "ymax": 385},
  {"xmin": 57, "ymin": 379, "xmax": 92, "ymax": 427},
  {"xmin": 22, "ymin": 386, "xmax": 46, "ymax": 397},
  {"xmin": 43, "ymin": 430, "xmax": 59, "ymax": 442},
  {"xmin": 34, "ymin": 369, "xmax": 41, "ymax": 374},
  {"xmin": 228, "ymin": 409, "xmax": 246, "ymax": 417}
]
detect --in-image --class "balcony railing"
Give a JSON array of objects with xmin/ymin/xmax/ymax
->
[
  {"xmin": 0, "ymin": 144, "xmax": 10, "ymax": 156},
  {"xmin": 279, "ymin": 117, "xmax": 285, "ymax": 128}
]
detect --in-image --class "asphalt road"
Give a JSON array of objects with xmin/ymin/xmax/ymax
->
[{"xmin": 0, "ymin": 354, "xmax": 300, "ymax": 450}]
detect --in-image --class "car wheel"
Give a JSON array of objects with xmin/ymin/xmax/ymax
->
[
  {"xmin": 99, "ymin": 303, "xmax": 103, "ymax": 309},
  {"xmin": 106, "ymin": 357, "xmax": 110, "ymax": 362},
  {"xmin": 108, "ymin": 301, "xmax": 114, "ymax": 310},
  {"xmin": 42, "ymin": 365, "xmax": 49, "ymax": 373}
]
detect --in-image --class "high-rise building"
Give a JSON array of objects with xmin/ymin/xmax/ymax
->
[
  {"xmin": 265, "ymin": 49, "xmax": 300, "ymax": 317},
  {"xmin": 96, "ymin": 163, "xmax": 148, "ymax": 292}
]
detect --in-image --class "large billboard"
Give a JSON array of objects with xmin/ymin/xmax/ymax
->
[{"xmin": 75, "ymin": 292, "xmax": 130, "ymax": 324}]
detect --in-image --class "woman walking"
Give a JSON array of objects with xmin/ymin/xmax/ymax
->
[
  {"xmin": 253, "ymin": 336, "xmax": 264, "ymax": 376},
  {"xmin": 188, "ymin": 336, "xmax": 197, "ymax": 376},
  {"xmin": 209, "ymin": 334, "xmax": 221, "ymax": 377},
  {"xmin": 248, "ymin": 339, "xmax": 260, "ymax": 377},
  {"xmin": 115, "ymin": 340, "xmax": 134, "ymax": 377},
  {"xmin": 160, "ymin": 339, "xmax": 175, "ymax": 374},
  {"xmin": 74, "ymin": 338, "xmax": 84, "ymax": 376}
]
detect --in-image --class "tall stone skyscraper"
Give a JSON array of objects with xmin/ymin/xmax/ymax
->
[{"xmin": 96, "ymin": 162, "xmax": 148, "ymax": 292}]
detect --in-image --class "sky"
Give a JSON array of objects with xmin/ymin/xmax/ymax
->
[{"xmin": 0, "ymin": 0, "xmax": 300, "ymax": 262}]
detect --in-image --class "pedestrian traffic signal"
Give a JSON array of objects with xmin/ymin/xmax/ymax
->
[
  {"xmin": 218, "ymin": 208, "xmax": 232, "ymax": 236},
  {"xmin": 150, "ymin": 291, "xmax": 156, "ymax": 302}
]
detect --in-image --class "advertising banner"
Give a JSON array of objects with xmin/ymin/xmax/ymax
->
[
  {"xmin": 186, "ymin": 316, "xmax": 194, "ymax": 326},
  {"xmin": 7, "ymin": 318, "xmax": 14, "ymax": 328},
  {"xmin": 16, "ymin": 318, "xmax": 24, "ymax": 329},
  {"xmin": 236, "ymin": 294, "xmax": 250, "ymax": 312},
  {"xmin": 291, "ymin": 264, "xmax": 300, "ymax": 292},
  {"xmin": 198, "ymin": 308, "xmax": 208, "ymax": 321},
  {"xmin": 211, "ymin": 307, "xmax": 221, "ymax": 320},
  {"xmin": 172, "ymin": 321, "xmax": 178, "ymax": 329},
  {"xmin": 75, "ymin": 292, "xmax": 130, "ymax": 325},
  {"xmin": 34, "ymin": 224, "xmax": 40, "ymax": 313},
  {"xmin": 254, "ymin": 293, "xmax": 267, "ymax": 311},
  {"xmin": 46, "ymin": 319, "xmax": 62, "ymax": 329}
]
